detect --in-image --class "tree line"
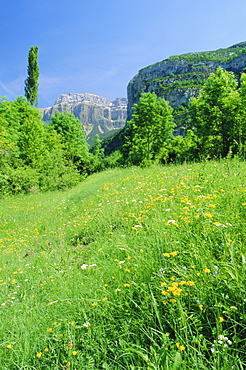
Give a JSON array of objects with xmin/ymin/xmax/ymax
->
[
  {"xmin": 121, "ymin": 67, "xmax": 246, "ymax": 165},
  {"xmin": 1, "ymin": 46, "xmax": 246, "ymax": 196}
]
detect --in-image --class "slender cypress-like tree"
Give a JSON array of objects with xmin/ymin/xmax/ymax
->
[{"xmin": 24, "ymin": 46, "xmax": 40, "ymax": 107}]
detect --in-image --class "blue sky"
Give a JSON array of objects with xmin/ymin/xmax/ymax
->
[{"xmin": 1, "ymin": 0, "xmax": 246, "ymax": 108}]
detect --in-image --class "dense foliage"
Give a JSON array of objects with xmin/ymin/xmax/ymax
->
[
  {"xmin": 0, "ymin": 97, "xmax": 104, "ymax": 196},
  {"xmin": 120, "ymin": 68, "xmax": 246, "ymax": 165},
  {"xmin": 122, "ymin": 92, "xmax": 175, "ymax": 165}
]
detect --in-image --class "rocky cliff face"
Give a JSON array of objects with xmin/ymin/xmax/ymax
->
[
  {"xmin": 40, "ymin": 93, "xmax": 127, "ymax": 144},
  {"xmin": 127, "ymin": 42, "xmax": 246, "ymax": 121}
]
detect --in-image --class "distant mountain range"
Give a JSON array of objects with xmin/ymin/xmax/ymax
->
[{"xmin": 40, "ymin": 93, "xmax": 127, "ymax": 145}]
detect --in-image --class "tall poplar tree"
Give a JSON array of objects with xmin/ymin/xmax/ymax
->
[{"xmin": 24, "ymin": 46, "xmax": 40, "ymax": 107}]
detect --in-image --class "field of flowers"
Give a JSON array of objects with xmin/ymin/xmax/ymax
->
[{"xmin": 0, "ymin": 158, "xmax": 246, "ymax": 369}]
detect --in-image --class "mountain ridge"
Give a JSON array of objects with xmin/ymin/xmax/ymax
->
[{"xmin": 40, "ymin": 93, "xmax": 127, "ymax": 145}]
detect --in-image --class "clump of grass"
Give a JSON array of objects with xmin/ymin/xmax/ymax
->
[{"xmin": 0, "ymin": 158, "xmax": 246, "ymax": 368}]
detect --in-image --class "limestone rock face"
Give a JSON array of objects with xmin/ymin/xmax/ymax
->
[
  {"xmin": 127, "ymin": 43, "xmax": 246, "ymax": 121},
  {"xmin": 40, "ymin": 94, "xmax": 127, "ymax": 144}
]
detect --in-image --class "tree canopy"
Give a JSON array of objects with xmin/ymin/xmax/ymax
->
[
  {"xmin": 24, "ymin": 46, "xmax": 40, "ymax": 107},
  {"xmin": 122, "ymin": 92, "xmax": 175, "ymax": 165}
]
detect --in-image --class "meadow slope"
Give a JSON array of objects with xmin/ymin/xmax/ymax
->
[{"xmin": 0, "ymin": 159, "xmax": 246, "ymax": 369}]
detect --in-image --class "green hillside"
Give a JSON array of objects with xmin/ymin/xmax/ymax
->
[{"xmin": 1, "ymin": 158, "xmax": 246, "ymax": 368}]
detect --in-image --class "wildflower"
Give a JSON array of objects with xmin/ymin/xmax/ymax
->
[
  {"xmin": 83, "ymin": 322, "xmax": 91, "ymax": 327},
  {"xmin": 179, "ymin": 345, "xmax": 185, "ymax": 351},
  {"xmin": 162, "ymin": 253, "xmax": 170, "ymax": 257},
  {"xmin": 186, "ymin": 280, "xmax": 195, "ymax": 286},
  {"xmin": 44, "ymin": 348, "xmax": 49, "ymax": 352},
  {"xmin": 102, "ymin": 297, "xmax": 108, "ymax": 301},
  {"xmin": 6, "ymin": 344, "xmax": 12, "ymax": 349},
  {"xmin": 72, "ymin": 351, "xmax": 77, "ymax": 355},
  {"xmin": 204, "ymin": 213, "xmax": 213, "ymax": 218},
  {"xmin": 199, "ymin": 305, "xmax": 203, "ymax": 310},
  {"xmin": 161, "ymin": 291, "xmax": 170, "ymax": 296},
  {"xmin": 53, "ymin": 322, "xmax": 58, "ymax": 325},
  {"xmin": 203, "ymin": 268, "xmax": 211, "ymax": 273},
  {"xmin": 123, "ymin": 283, "xmax": 130, "ymax": 287},
  {"xmin": 219, "ymin": 317, "xmax": 224, "ymax": 322},
  {"xmin": 91, "ymin": 302, "xmax": 98, "ymax": 306},
  {"xmin": 139, "ymin": 249, "xmax": 144, "ymax": 253},
  {"xmin": 170, "ymin": 299, "xmax": 177, "ymax": 303},
  {"xmin": 160, "ymin": 282, "xmax": 167, "ymax": 287},
  {"xmin": 36, "ymin": 352, "xmax": 42, "ymax": 358},
  {"xmin": 68, "ymin": 322, "xmax": 75, "ymax": 326},
  {"xmin": 170, "ymin": 251, "xmax": 178, "ymax": 257},
  {"xmin": 47, "ymin": 328, "xmax": 53, "ymax": 333}
]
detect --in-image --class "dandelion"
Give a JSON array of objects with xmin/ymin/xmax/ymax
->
[
  {"xmin": 47, "ymin": 328, "xmax": 52, "ymax": 333},
  {"xmin": 72, "ymin": 351, "xmax": 77, "ymax": 355},
  {"xmin": 162, "ymin": 253, "xmax": 170, "ymax": 257},
  {"xmin": 179, "ymin": 345, "xmax": 185, "ymax": 351},
  {"xmin": 6, "ymin": 344, "xmax": 12, "ymax": 348},
  {"xmin": 139, "ymin": 249, "xmax": 144, "ymax": 253},
  {"xmin": 204, "ymin": 213, "xmax": 213, "ymax": 218},
  {"xmin": 91, "ymin": 302, "xmax": 98, "ymax": 306},
  {"xmin": 102, "ymin": 297, "xmax": 108, "ymax": 301},
  {"xmin": 36, "ymin": 352, "xmax": 42, "ymax": 358},
  {"xmin": 199, "ymin": 304, "xmax": 203, "ymax": 310},
  {"xmin": 170, "ymin": 251, "xmax": 178, "ymax": 257},
  {"xmin": 123, "ymin": 283, "xmax": 130, "ymax": 287},
  {"xmin": 203, "ymin": 268, "xmax": 211, "ymax": 273},
  {"xmin": 44, "ymin": 348, "xmax": 49, "ymax": 352},
  {"xmin": 219, "ymin": 317, "xmax": 224, "ymax": 322},
  {"xmin": 161, "ymin": 282, "xmax": 167, "ymax": 287},
  {"xmin": 170, "ymin": 299, "xmax": 177, "ymax": 303}
]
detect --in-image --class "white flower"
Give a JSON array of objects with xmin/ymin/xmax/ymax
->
[
  {"xmin": 83, "ymin": 322, "xmax": 91, "ymax": 327},
  {"xmin": 167, "ymin": 220, "xmax": 176, "ymax": 224},
  {"xmin": 81, "ymin": 264, "xmax": 88, "ymax": 270}
]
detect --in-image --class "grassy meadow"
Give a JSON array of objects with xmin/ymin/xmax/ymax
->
[{"xmin": 1, "ymin": 158, "xmax": 246, "ymax": 369}]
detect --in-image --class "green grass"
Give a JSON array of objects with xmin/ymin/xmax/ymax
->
[{"xmin": 1, "ymin": 158, "xmax": 246, "ymax": 369}]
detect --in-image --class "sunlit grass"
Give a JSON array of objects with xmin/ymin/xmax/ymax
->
[{"xmin": 0, "ymin": 158, "xmax": 246, "ymax": 369}]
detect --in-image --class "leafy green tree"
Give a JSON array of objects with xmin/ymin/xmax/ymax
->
[
  {"xmin": 188, "ymin": 68, "xmax": 241, "ymax": 157},
  {"xmin": 24, "ymin": 46, "xmax": 40, "ymax": 107},
  {"xmin": 122, "ymin": 92, "xmax": 175, "ymax": 165},
  {"xmin": 50, "ymin": 111, "xmax": 89, "ymax": 172},
  {"xmin": 238, "ymin": 73, "xmax": 246, "ymax": 155}
]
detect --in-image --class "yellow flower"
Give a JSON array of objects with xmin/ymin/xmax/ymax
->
[
  {"xmin": 161, "ymin": 282, "xmax": 167, "ymax": 287},
  {"xmin": 123, "ymin": 283, "xmax": 130, "ymax": 287},
  {"xmin": 139, "ymin": 249, "xmax": 144, "ymax": 253},
  {"xmin": 203, "ymin": 268, "xmax": 211, "ymax": 273},
  {"xmin": 204, "ymin": 213, "xmax": 213, "ymax": 218},
  {"xmin": 219, "ymin": 316, "xmax": 224, "ymax": 322},
  {"xmin": 170, "ymin": 251, "xmax": 178, "ymax": 257},
  {"xmin": 170, "ymin": 299, "xmax": 177, "ymax": 303},
  {"xmin": 161, "ymin": 291, "xmax": 170, "ymax": 296},
  {"xmin": 199, "ymin": 305, "xmax": 203, "ymax": 311},
  {"xmin": 209, "ymin": 204, "xmax": 216, "ymax": 208},
  {"xmin": 36, "ymin": 352, "xmax": 42, "ymax": 358},
  {"xmin": 162, "ymin": 253, "xmax": 170, "ymax": 257},
  {"xmin": 91, "ymin": 302, "xmax": 98, "ymax": 306},
  {"xmin": 44, "ymin": 348, "xmax": 49, "ymax": 352},
  {"xmin": 186, "ymin": 280, "xmax": 195, "ymax": 286},
  {"xmin": 47, "ymin": 328, "xmax": 53, "ymax": 333},
  {"xmin": 102, "ymin": 297, "xmax": 108, "ymax": 301},
  {"xmin": 179, "ymin": 345, "xmax": 185, "ymax": 351},
  {"xmin": 72, "ymin": 351, "xmax": 77, "ymax": 355},
  {"xmin": 6, "ymin": 344, "xmax": 12, "ymax": 349},
  {"xmin": 68, "ymin": 322, "xmax": 75, "ymax": 326},
  {"xmin": 53, "ymin": 322, "xmax": 58, "ymax": 325}
]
